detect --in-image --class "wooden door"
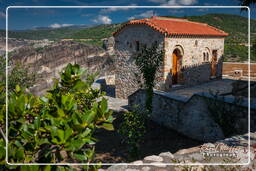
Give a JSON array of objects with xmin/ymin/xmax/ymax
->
[
  {"xmin": 211, "ymin": 50, "xmax": 217, "ymax": 77},
  {"xmin": 172, "ymin": 51, "xmax": 178, "ymax": 84}
]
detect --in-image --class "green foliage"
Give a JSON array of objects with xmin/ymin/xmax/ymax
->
[
  {"xmin": 134, "ymin": 42, "xmax": 164, "ymax": 112},
  {"xmin": 0, "ymin": 63, "xmax": 113, "ymax": 169},
  {"xmin": 73, "ymin": 39, "xmax": 103, "ymax": 48},
  {"xmin": 0, "ymin": 56, "xmax": 36, "ymax": 92},
  {"xmin": 1, "ymin": 14, "xmax": 255, "ymax": 62},
  {"xmin": 224, "ymin": 43, "xmax": 250, "ymax": 62},
  {"xmin": 0, "ymin": 24, "xmax": 121, "ymax": 41},
  {"xmin": 118, "ymin": 108, "xmax": 146, "ymax": 159},
  {"xmin": 72, "ymin": 24, "xmax": 120, "ymax": 40}
]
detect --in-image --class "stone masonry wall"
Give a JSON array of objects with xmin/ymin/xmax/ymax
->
[
  {"xmin": 128, "ymin": 89, "xmax": 256, "ymax": 142},
  {"xmin": 163, "ymin": 36, "xmax": 224, "ymax": 85},
  {"xmin": 223, "ymin": 62, "xmax": 256, "ymax": 77},
  {"xmin": 114, "ymin": 24, "xmax": 226, "ymax": 98},
  {"xmin": 114, "ymin": 25, "xmax": 165, "ymax": 99}
]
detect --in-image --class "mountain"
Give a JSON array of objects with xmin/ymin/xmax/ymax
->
[
  {"xmin": 0, "ymin": 13, "xmax": 254, "ymax": 61},
  {"xmin": 0, "ymin": 24, "xmax": 120, "ymax": 40},
  {"xmin": 185, "ymin": 13, "xmax": 255, "ymax": 43},
  {"xmin": 1, "ymin": 13, "xmax": 254, "ymax": 42}
]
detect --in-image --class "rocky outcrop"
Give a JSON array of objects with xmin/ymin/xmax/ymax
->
[
  {"xmin": 128, "ymin": 88, "xmax": 255, "ymax": 142},
  {"xmin": 105, "ymin": 132, "xmax": 256, "ymax": 171},
  {"xmin": 12, "ymin": 40, "xmax": 116, "ymax": 95}
]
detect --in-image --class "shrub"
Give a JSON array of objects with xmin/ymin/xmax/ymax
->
[
  {"xmin": 0, "ymin": 64, "xmax": 114, "ymax": 168},
  {"xmin": 118, "ymin": 108, "xmax": 146, "ymax": 159}
]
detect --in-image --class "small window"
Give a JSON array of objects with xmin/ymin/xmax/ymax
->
[
  {"xmin": 136, "ymin": 41, "xmax": 140, "ymax": 51},
  {"xmin": 195, "ymin": 40, "xmax": 198, "ymax": 46},
  {"xmin": 203, "ymin": 52, "xmax": 209, "ymax": 62},
  {"xmin": 127, "ymin": 41, "xmax": 129, "ymax": 45}
]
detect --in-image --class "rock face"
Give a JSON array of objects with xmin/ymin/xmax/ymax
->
[
  {"xmin": 177, "ymin": 96, "xmax": 224, "ymax": 141},
  {"xmin": 103, "ymin": 36, "xmax": 115, "ymax": 55},
  {"xmin": 128, "ymin": 88, "xmax": 255, "ymax": 142},
  {"xmin": 106, "ymin": 132, "xmax": 256, "ymax": 171},
  {"xmin": 12, "ymin": 41, "xmax": 116, "ymax": 95}
]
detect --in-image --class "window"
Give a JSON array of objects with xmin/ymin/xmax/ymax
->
[
  {"xmin": 203, "ymin": 52, "xmax": 209, "ymax": 62},
  {"xmin": 136, "ymin": 41, "xmax": 140, "ymax": 51},
  {"xmin": 195, "ymin": 40, "xmax": 198, "ymax": 47}
]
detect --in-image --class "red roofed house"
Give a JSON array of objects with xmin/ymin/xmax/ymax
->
[{"xmin": 113, "ymin": 16, "xmax": 228, "ymax": 99}]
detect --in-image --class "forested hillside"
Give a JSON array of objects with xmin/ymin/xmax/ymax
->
[{"xmin": 1, "ymin": 13, "xmax": 254, "ymax": 61}]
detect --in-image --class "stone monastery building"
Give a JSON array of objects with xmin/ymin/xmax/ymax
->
[{"xmin": 113, "ymin": 16, "xmax": 228, "ymax": 98}]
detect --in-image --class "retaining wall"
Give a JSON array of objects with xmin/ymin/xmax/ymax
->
[{"xmin": 128, "ymin": 89, "xmax": 256, "ymax": 142}]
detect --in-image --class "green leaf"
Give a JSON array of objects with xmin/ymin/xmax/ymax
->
[
  {"xmin": 64, "ymin": 128, "xmax": 73, "ymax": 141},
  {"xmin": 73, "ymin": 153, "xmax": 87, "ymax": 161},
  {"xmin": 43, "ymin": 165, "xmax": 51, "ymax": 171},
  {"xmin": 34, "ymin": 116, "xmax": 40, "ymax": 129},
  {"xmin": 100, "ymin": 98, "xmax": 108, "ymax": 114},
  {"xmin": 15, "ymin": 85, "xmax": 21, "ymax": 93},
  {"xmin": 98, "ymin": 123, "xmax": 114, "ymax": 131},
  {"xmin": 57, "ymin": 108, "xmax": 65, "ymax": 117}
]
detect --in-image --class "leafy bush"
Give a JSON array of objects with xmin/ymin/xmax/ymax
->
[
  {"xmin": 118, "ymin": 108, "xmax": 146, "ymax": 159},
  {"xmin": 0, "ymin": 64, "xmax": 114, "ymax": 168},
  {"xmin": 134, "ymin": 42, "xmax": 163, "ymax": 113}
]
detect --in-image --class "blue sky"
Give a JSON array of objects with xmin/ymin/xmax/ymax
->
[{"xmin": 0, "ymin": 0, "xmax": 253, "ymax": 30}]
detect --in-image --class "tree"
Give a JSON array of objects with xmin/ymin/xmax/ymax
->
[
  {"xmin": 134, "ymin": 42, "xmax": 164, "ymax": 113},
  {"xmin": 239, "ymin": 0, "xmax": 256, "ymax": 7}
]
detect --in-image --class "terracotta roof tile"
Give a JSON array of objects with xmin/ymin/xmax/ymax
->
[{"xmin": 113, "ymin": 16, "xmax": 228, "ymax": 37}]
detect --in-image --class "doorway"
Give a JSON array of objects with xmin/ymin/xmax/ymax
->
[
  {"xmin": 211, "ymin": 50, "xmax": 217, "ymax": 77},
  {"xmin": 172, "ymin": 49, "xmax": 182, "ymax": 84}
]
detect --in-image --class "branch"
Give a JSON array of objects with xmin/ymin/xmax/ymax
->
[{"xmin": 0, "ymin": 127, "xmax": 6, "ymax": 142}]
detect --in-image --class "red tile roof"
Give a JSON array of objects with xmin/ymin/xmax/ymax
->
[{"xmin": 113, "ymin": 16, "xmax": 228, "ymax": 37}]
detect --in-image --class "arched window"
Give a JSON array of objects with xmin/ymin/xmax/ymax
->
[{"xmin": 203, "ymin": 52, "xmax": 206, "ymax": 61}]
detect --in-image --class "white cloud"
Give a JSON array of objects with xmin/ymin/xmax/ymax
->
[
  {"xmin": 100, "ymin": 4, "xmax": 137, "ymax": 13},
  {"xmin": 0, "ymin": 12, "xmax": 6, "ymax": 19},
  {"xmin": 168, "ymin": 9, "xmax": 185, "ymax": 14},
  {"xmin": 93, "ymin": 15, "xmax": 112, "ymax": 24},
  {"xmin": 197, "ymin": 8, "xmax": 209, "ymax": 12},
  {"xmin": 149, "ymin": 0, "xmax": 197, "ymax": 6},
  {"xmin": 128, "ymin": 10, "xmax": 158, "ymax": 20},
  {"xmin": 49, "ymin": 23, "xmax": 74, "ymax": 28}
]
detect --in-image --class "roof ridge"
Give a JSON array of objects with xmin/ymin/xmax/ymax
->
[{"xmin": 113, "ymin": 17, "xmax": 228, "ymax": 37}]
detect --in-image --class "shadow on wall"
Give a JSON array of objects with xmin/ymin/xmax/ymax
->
[
  {"xmin": 128, "ymin": 86, "xmax": 254, "ymax": 142},
  {"xmin": 166, "ymin": 58, "xmax": 223, "ymax": 88}
]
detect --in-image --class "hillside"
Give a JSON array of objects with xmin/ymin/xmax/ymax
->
[
  {"xmin": 186, "ymin": 13, "xmax": 255, "ymax": 43},
  {"xmin": 1, "ymin": 14, "xmax": 253, "ymax": 42},
  {"xmin": 1, "ymin": 13, "xmax": 254, "ymax": 61}
]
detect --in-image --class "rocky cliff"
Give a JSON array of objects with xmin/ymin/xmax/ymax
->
[{"xmin": 12, "ymin": 40, "xmax": 116, "ymax": 95}]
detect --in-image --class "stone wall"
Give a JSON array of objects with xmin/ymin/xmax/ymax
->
[
  {"xmin": 114, "ymin": 25, "xmax": 165, "ymax": 98},
  {"xmin": 114, "ymin": 24, "xmax": 226, "ymax": 99},
  {"xmin": 163, "ymin": 36, "xmax": 224, "ymax": 84},
  {"xmin": 128, "ymin": 89, "xmax": 255, "ymax": 142},
  {"xmin": 223, "ymin": 62, "xmax": 256, "ymax": 78}
]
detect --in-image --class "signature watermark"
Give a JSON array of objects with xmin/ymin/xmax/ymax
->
[{"xmin": 200, "ymin": 143, "xmax": 249, "ymax": 158}]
